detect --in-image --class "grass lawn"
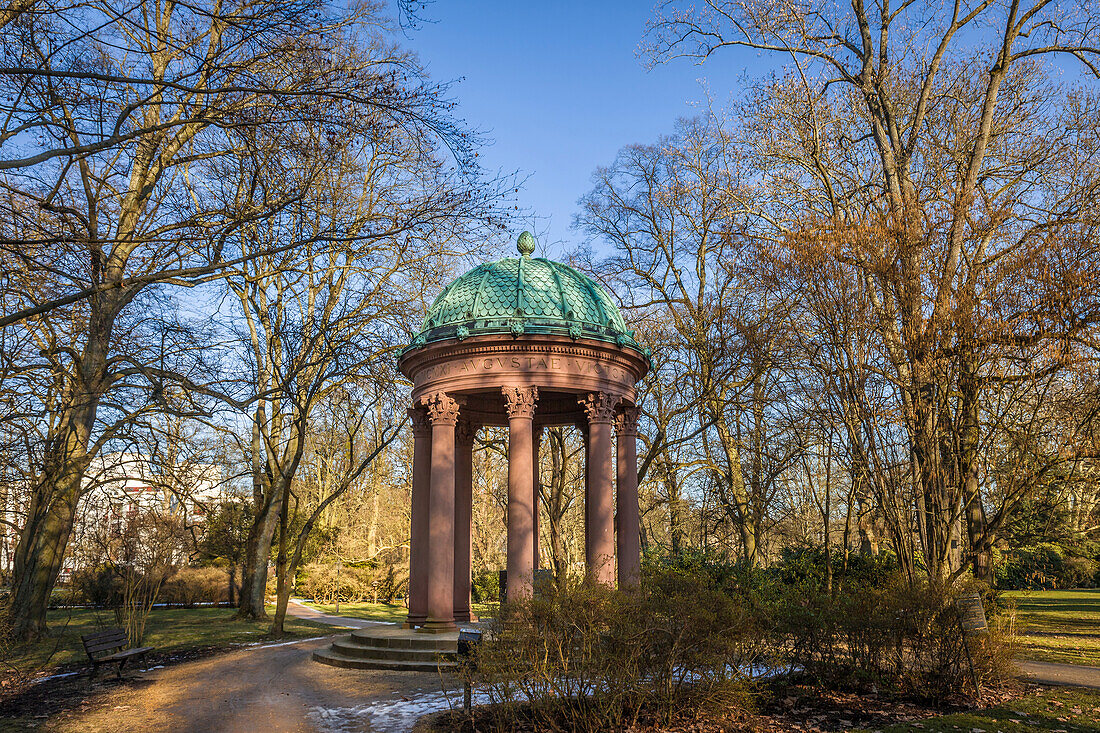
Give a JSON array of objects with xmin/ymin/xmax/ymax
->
[
  {"xmin": 1001, "ymin": 589, "xmax": 1100, "ymax": 667},
  {"xmin": 853, "ymin": 686, "xmax": 1100, "ymax": 732},
  {"xmin": 302, "ymin": 599, "xmax": 498, "ymax": 624},
  {"xmin": 4, "ymin": 606, "xmax": 341, "ymax": 676}
]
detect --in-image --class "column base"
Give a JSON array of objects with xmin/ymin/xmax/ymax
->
[
  {"xmin": 453, "ymin": 611, "xmax": 479, "ymax": 624},
  {"xmin": 403, "ymin": 614, "xmax": 427, "ymax": 629},
  {"xmin": 417, "ymin": 619, "xmax": 458, "ymax": 633}
]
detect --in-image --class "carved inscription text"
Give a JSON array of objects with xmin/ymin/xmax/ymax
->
[{"xmin": 420, "ymin": 354, "xmax": 626, "ymax": 383}]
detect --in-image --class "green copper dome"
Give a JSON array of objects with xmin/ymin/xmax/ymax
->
[{"xmin": 407, "ymin": 232, "xmax": 644, "ymax": 354}]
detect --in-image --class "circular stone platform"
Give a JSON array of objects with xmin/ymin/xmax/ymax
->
[{"xmin": 312, "ymin": 624, "xmax": 463, "ymax": 673}]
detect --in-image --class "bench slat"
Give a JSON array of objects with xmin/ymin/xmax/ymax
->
[
  {"xmin": 84, "ymin": 632, "xmax": 126, "ymax": 644},
  {"xmin": 99, "ymin": 647, "xmax": 153, "ymax": 661},
  {"xmin": 83, "ymin": 631, "xmax": 126, "ymax": 644},
  {"xmin": 82, "ymin": 628, "xmax": 129, "ymax": 658},
  {"xmin": 85, "ymin": 638, "xmax": 125, "ymax": 650},
  {"xmin": 83, "ymin": 628, "xmax": 126, "ymax": 640}
]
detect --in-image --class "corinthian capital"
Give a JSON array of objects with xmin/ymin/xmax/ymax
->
[
  {"xmin": 407, "ymin": 406, "xmax": 431, "ymax": 434},
  {"xmin": 421, "ymin": 391, "xmax": 460, "ymax": 425},
  {"xmin": 456, "ymin": 418, "xmax": 476, "ymax": 445},
  {"xmin": 579, "ymin": 392, "xmax": 615, "ymax": 423},
  {"xmin": 502, "ymin": 385, "xmax": 538, "ymax": 419},
  {"xmin": 614, "ymin": 405, "xmax": 641, "ymax": 436}
]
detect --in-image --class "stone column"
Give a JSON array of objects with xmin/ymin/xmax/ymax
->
[
  {"xmin": 532, "ymin": 427, "xmax": 543, "ymax": 574},
  {"xmin": 503, "ymin": 386, "xmax": 537, "ymax": 602},
  {"xmin": 420, "ymin": 392, "xmax": 460, "ymax": 633},
  {"xmin": 615, "ymin": 405, "xmax": 642, "ymax": 587},
  {"xmin": 580, "ymin": 392, "xmax": 616, "ymax": 585},
  {"xmin": 453, "ymin": 419, "xmax": 476, "ymax": 623},
  {"xmin": 404, "ymin": 406, "xmax": 431, "ymax": 628},
  {"xmin": 578, "ymin": 421, "xmax": 590, "ymax": 572}
]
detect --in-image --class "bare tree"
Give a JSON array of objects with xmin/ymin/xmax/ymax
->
[
  {"xmin": 576, "ymin": 116, "xmax": 798, "ymax": 565},
  {"xmin": 539, "ymin": 427, "xmax": 583, "ymax": 584},
  {"xmin": 0, "ymin": 0, "xmax": 490, "ymax": 639},
  {"xmin": 218, "ymin": 89, "xmax": 497, "ymax": 620},
  {"xmin": 268, "ymin": 385, "xmax": 404, "ymax": 636},
  {"xmin": 647, "ymin": 0, "xmax": 1100, "ymax": 582}
]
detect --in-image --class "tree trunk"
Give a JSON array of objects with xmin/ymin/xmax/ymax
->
[
  {"xmin": 8, "ymin": 486, "xmax": 80, "ymax": 639},
  {"xmin": 8, "ymin": 311, "xmax": 112, "ymax": 639},
  {"xmin": 845, "ymin": 421, "xmax": 879, "ymax": 556},
  {"xmin": 544, "ymin": 428, "xmax": 570, "ymax": 587},
  {"xmin": 236, "ymin": 405, "xmax": 286, "ymax": 621},
  {"xmin": 738, "ymin": 522, "xmax": 758, "ymax": 567},
  {"xmin": 270, "ymin": 479, "xmax": 291, "ymax": 636},
  {"xmin": 657, "ymin": 456, "xmax": 685, "ymax": 556},
  {"xmin": 235, "ymin": 482, "xmax": 283, "ymax": 620},
  {"xmin": 8, "ymin": 416, "xmax": 96, "ymax": 640},
  {"xmin": 228, "ymin": 564, "xmax": 237, "ymax": 607}
]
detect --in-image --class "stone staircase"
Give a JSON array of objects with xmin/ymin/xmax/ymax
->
[{"xmin": 312, "ymin": 625, "xmax": 459, "ymax": 673}]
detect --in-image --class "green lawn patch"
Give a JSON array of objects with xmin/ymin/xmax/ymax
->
[
  {"xmin": 1002, "ymin": 589, "xmax": 1100, "ymax": 666},
  {"xmin": 852, "ymin": 686, "xmax": 1100, "ymax": 732},
  {"xmin": 5, "ymin": 606, "xmax": 340, "ymax": 676},
  {"xmin": 302, "ymin": 600, "xmax": 498, "ymax": 624}
]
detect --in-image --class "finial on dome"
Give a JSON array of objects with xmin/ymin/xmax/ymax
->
[{"xmin": 517, "ymin": 231, "xmax": 536, "ymax": 257}]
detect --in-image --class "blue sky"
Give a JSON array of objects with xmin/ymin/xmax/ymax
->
[{"xmin": 405, "ymin": 2, "xmax": 751, "ymax": 259}]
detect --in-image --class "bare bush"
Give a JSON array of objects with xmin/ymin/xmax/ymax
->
[{"xmin": 464, "ymin": 573, "xmax": 756, "ymax": 731}]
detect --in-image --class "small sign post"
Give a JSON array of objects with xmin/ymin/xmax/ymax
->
[{"xmin": 955, "ymin": 591, "xmax": 987, "ymax": 697}]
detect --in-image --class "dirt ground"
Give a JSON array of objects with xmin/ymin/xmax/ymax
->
[{"xmin": 13, "ymin": 636, "xmax": 459, "ymax": 733}]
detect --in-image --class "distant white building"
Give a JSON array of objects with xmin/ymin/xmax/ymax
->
[{"xmin": 60, "ymin": 451, "xmax": 225, "ymax": 578}]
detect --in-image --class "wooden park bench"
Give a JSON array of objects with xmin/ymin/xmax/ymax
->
[{"xmin": 81, "ymin": 628, "xmax": 154, "ymax": 679}]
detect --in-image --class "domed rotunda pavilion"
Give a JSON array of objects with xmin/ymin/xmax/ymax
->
[{"xmin": 399, "ymin": 231, "xmax": 649, "ymax": 633}]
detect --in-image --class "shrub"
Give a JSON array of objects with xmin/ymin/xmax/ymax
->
[
  {"xmin": 994, "ymin": 543, "xmax": 1100, "ymax": 590},
  {"xmin": 768, "ymin": 547, "xmax": 900, "ymax": 589},
  {"xmin": 452, "ymin": 548, "xmax": 1018, "ymax": 730},
  {"xmin": 471, "ymin": 568, "xmax": 500, "ymax": 603},
  {"xmin": 463, "ymin": 570, "xmax": 756, "ymax": 731},
  {"xmin": 159, "ymin": 566, "xmax": 231, "ymax": 606},
  {"xmin": 772, "ymin": 572, "xmax": 1016, "ymax": 698},
  {"xmin": 296, "ymin": 561, "xmax": 407, "ymax": 605},
  {"xmin": 71, "ymin": 566, "xmax": 123, "ymax": 608}
]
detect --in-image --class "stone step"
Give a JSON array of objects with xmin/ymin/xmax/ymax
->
[
  {"xmin": 312, "ymin": 648, "xmax": 458, "ymax": 673},
  {"xmin": 331, "ymin": 638, "xmax": 457, "ymax": 662},
  {"xmin": 349, "ymin": 627, "xmax": 459, "ymax": 651}
]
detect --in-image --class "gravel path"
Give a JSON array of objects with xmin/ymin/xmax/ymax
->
[
  {"xmin": 39, "ymin": 602, "xmax": 458, "ymax": 733},
  {"xmin": 1017, "ymin": 659, "xmax": 1100, "ymax": 690},
  {"xmin": 285, "ymin": 599, "xmax": 391, "ymax": 629},
  {"xmin": 41, "ymin": 635, "xmax": 460, "ymax": 733}
]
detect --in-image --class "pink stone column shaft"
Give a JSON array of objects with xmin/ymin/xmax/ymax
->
[
  {"xmin": 453, "ymin": 420, "xmax": 476, "ymax": 623},
  {"xmin": 579, "ymin": 422, "xmax": 590, "ymax": 568},
  {"xmin": 616, "ymin": 406, "xmax": 642, "ymax": 587},
  {"xmin": 503, "ymin": 386, "xmax": 537, "ymax": 602},
  {"xmin": 421, "ymin": 392, "xmax": 459, "ymax": 632},
  {"xmin": 404, "ymin": 406, "xmax": 431, "ymax": 628},
  {"xmin": 581, "ymin": 392, "xmax": 616, "ymax": 585},
  {"xmin": 532, "ymin": 427, "xmax": 542, "ymax": 572}
]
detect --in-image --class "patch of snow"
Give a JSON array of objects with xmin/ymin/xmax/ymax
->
[
  {"xmin": 307, "ymin": 688, "xmax": 480, "ymax": 733},
  {"xmin": 305, "ymin": 664, "xmax": 790, "ymax": 733},
  {"xmin": 240, "ymin": 635, "xmax": 331, "ymax": 650},
  {"xmin": 29, "ymin": 671, "xmax": 80, "ymax": 685}
]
